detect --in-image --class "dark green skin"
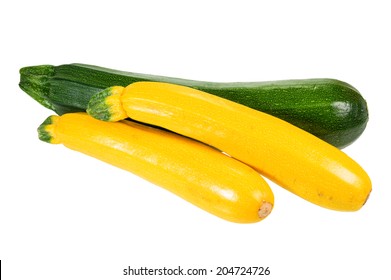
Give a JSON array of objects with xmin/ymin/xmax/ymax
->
[{"xmin": 19, "ymin": 63, "xmax": 368, "ymax": 148}]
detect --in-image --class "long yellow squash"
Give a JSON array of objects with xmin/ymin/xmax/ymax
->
[
  {"xmin": 87, "ymin": 82, "xmax": 372, "ymax": 211},
  {"xmin": 38, "ymin": 112, "xmax": 274, "ymax": 223}
]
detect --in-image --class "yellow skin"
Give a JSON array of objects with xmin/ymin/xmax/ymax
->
[
  {"xmin": 39, "ymin": 113, "xmax": 274, "ymax": 223},
  {"xmin": 87, "ymin": 82, "xmax": 372, "ymax": 211}
]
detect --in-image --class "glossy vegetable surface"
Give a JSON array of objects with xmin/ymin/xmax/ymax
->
[
  {"xmin": 87, "ymin": 82, "xmax": 372, "ymax": 211},
  {"xmin": 38, "ymin": 113, "xmax": 274, "ymax": 223},
  {"xmin": 20, "ymin": 63, "xmax": 369, "ymax": 148}
]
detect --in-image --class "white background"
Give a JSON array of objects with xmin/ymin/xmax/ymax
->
[{"xmin": 1, "ymin": 0, "xmax": 390, "ymax": 279}]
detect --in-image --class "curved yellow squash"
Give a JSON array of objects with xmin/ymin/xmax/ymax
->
[
  {"xmin": 87, "ymin": 82, "xmax": 372, "ymax": 211},
  {"xmin": 38, "ymin": 113, "xmax": 274, "ymax": 223}
]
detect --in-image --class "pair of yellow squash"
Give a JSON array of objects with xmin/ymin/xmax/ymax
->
[{"xmin": 39, "ymin": 82, "xmax": 372, "ymax": 223}]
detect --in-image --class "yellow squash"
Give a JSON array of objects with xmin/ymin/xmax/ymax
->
[
  {"xmin": 87, "ymin": 82, "xmax": 372, "ymax": 211},
  {"xmin": 38, "ymin": 113, "xmax": 274, "ymax": 223}
]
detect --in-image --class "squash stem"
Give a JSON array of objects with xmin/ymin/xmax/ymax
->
[
  {"xmin": 19, "ymin": 66, "xmax": 56, "ymax": 111},
  {"xmin": 87, "ymin": 86, "xmax": 127, "ymax": 121},
  {"xmin": 37, "ymin": 115, "xmax": 60, "ymax": 144}
]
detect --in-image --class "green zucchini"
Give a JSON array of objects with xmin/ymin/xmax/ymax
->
[{"xmin": 19, "ymin": 63, "xmax": 368, "ymax": 148}]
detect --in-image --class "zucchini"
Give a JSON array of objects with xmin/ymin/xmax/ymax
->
[
  {"xmin": 19, "ymin": 63, "xmax": 369, "ymax": 148},
  {"xmin": 87, "ymin": 82, "xmax": 372, "ymax": 211},
  {"xmin": 38, "ymin": 113, "xmax": 274, "ymax": 223}
]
